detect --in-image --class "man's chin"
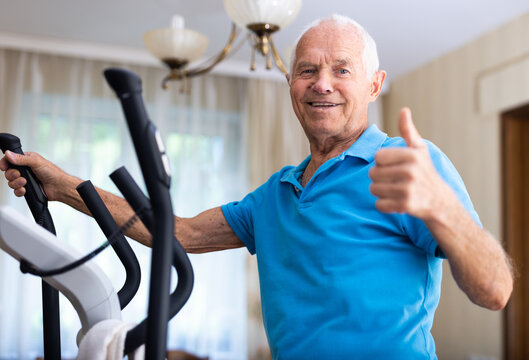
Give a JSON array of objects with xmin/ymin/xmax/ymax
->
[{"xmin": 305, "ymin": 125, "xmax": 342, "ymax": 140}]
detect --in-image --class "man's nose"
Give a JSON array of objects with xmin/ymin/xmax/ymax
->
[{"xmin": 311, "ymin": 71, "xmax": 334, "ymax": 94}]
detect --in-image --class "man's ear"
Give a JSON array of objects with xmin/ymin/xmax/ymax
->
[
  {"xmin": 369, "ymin": 70, "xmax": 387, "ymax": 101},
  {"xmin": 286, "ymin": 73, "xmax": 291, "ymax": 85}
]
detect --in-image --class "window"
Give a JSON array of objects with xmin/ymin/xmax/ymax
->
[{"xmin": 0, "ymin": 91, "xmax": 248, "ymax": 359}]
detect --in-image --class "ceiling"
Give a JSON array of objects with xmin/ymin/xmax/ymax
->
[{"xmin": 1, "ymin": 0, "xmax": 529, "ymax": 85}]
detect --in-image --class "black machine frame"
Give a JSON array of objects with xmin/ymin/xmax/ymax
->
[{"xmin": 0, "ymin": 67, "xmax": 194, "ymax": 359}]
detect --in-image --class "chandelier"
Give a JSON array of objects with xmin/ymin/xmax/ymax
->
[{"xmin": 143, "ymin": 0, "xmax": 302, "ymax": 90}]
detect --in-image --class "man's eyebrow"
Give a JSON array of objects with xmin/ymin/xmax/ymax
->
[
  {"xmin": 295, "ymin": 61, "xmax": 315, "ymax": 70},
  {"xmin": 334, "ymin": 58, "xmax": 354, "ymax": 66}
]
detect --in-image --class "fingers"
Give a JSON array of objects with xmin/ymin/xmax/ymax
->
[
  {"xmin": 5, "ymin": 169, "xmax": 23, "ymax": 187},
  {"xmin": 0, "ymin": 156, "xmax": 9, "ymax": 171},
  {"xmin": 374, "ymin": 147, "xmax": 419, "ymax": 167},
  {"xmin": 398, "ymin": 107, "xmax": 425, "ymax": 149},
  {"xmin": 2, "ymin": 151, "xmax": 65, "ymax": 201},
  {"xmin": 369, "ymin": 163, "xmax": 414, "ymax": 184},
  {"xmin": 374, "ymin": 198, "xmax": 406, "ymax": 213},
  {"xmin": 369, "ymin": 107, "xmax": 439, "ymax": 218},
  {"xmin": 2, "ymin": 170, "xmax": 26, "ymax": 197},
  {"xmin": 369, "ymin": 162, "xmax": 414, "ymax": 215},
  {"xmin": 4, "ymin": 165, "xmax": 20, "ymax": 180},
  {"xmin": 370, "ymin": 182, "xmax": 408, "ymax": 199},
  {"xmin": 4, "ymin": 168, "xmax": 26, "ymax": 197},
  {"xmin": 1, "ymin": 151, "xmax": 31, "ymax": 198},
  {"xmin": 369, "ymin": 167, "xmax": 414, "ymax": 213},
  {"xmin": 12, "ymin": 185, "xmax": 27, "ymax": 197}
]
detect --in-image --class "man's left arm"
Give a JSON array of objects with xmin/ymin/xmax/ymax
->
[{"xmin": 369, "ymin": 108, "xmax": 513, "ymax": 310}]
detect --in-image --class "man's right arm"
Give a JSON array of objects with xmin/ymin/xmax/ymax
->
[
  {"xmin": 0, "ymin": 150, "xmax": 244, "ymax": 253},
  {"xmin": 176, "ymin": 207, "xmax": 244, "ymax": 253}
]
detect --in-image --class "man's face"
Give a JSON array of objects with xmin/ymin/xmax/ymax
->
[{"xmin": 289, "ymin": 23, "xmax": 382, "ymax": 146}]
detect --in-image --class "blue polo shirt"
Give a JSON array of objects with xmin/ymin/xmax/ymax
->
[{"xmin": 222, "ymin": 125, "xmax": 480, "ymax": 359}]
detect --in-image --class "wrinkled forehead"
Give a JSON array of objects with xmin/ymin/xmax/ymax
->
[{"xmin": 295, "ymin": 22, "xmax": 365, "ymax": 63}]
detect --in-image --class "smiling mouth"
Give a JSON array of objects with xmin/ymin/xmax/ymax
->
[{"xmin": 307, "ymin": 102, "xmax": 339, "ymax": 107}]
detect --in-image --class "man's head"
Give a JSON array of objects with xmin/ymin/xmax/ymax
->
[
  {"xmin": 289, "ymin": 14, "xmax": 380, "ymax": 82},
  {"xmin": 287, "ymin": 15, "xmax": 386, "ymax": 149}
]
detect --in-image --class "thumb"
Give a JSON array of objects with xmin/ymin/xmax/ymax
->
[
  {"xmin": 5, "ymin": 150, "xmax": 35, "ymax": 167},
  {"xmin": 398, "ymin": 107, "xmax": 424, "ymax": 148}
]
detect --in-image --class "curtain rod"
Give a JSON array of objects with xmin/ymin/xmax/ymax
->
[{"xmin": 0, "ymin": 31, "xmax": 287, "ymax": 83}]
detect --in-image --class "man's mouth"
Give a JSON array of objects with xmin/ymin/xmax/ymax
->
[{"xmin": 307, "ymin": 102, "xmax": 339, "ymax": 107}]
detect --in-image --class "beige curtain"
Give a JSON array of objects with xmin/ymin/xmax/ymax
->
[
  {"xmin": 244, "ymin": 78, "xmax": 309, "ymax": 360},
  {"xmin": 245, "ymin": 78, "xmax": 309, "ymax": 189}
]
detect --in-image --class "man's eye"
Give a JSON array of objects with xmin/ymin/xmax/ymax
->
[
  {"xmin": 301, "ymin": 69, "xmax": 314, "ymax": 74},
  {"xmin": 338, "ymin": 69, "xmax": 349, "ymax": 75}
]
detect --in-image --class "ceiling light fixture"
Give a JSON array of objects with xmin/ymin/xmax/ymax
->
[{"xmin": 143, "ymin": 0, "xmax": 302, "ymax": 90}]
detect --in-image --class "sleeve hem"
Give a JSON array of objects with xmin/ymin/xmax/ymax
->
[{"xmin": 221, "ymin": 203, "xmax": 256, "ymax": 255}]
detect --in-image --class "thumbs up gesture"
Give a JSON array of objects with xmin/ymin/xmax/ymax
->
[{"xmin": 369, "ymin": 108, "xmax": 450, "ymax": 220}]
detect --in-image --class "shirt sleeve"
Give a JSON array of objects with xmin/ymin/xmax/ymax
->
[
  {"xmin": 221, "ymin": 186, "xmax": 265, "ymax": 255},
  {"xmin": 401, "ymin": 140, "xmax": 482, "ymax": 258}
]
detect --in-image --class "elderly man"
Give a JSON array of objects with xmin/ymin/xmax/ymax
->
[{"xmin": 1, "ymin": 14, "xmax": 512, "ymax": 359}]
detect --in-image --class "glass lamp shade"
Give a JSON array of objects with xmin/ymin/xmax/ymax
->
[
  {"xmin": 143, "ymin": 26, "xmax": 208, "ymax": 64},
  {"xmin": 223, "ymin": 0, "xmax": 302, "ymax": 30}
]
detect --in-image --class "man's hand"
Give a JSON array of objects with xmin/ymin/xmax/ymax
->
[
  {"xmin": 370, "ymin": 107, "xmax": 513, "ymax": 310},
  {"xmin": 0, "ymin": 151, "xmax": 70, "ymax": 201},
  {"xmin": 369, "ymin": 107, "xmax": 453, "ymax": 221}
]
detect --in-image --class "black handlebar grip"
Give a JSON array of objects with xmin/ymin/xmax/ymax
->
[
  {"xmin": 103, "ymin": 68, "xmax": 171, "ymax": 189},
  {"xmin": 0, "ymin": 133, "xmax": 61, "ymax": 359},
  {"xmin": 76, "ymin": 180, "xmax": 141, "ymax": 309},
  {"xmin": 0, "ymin": 133, "xmax": 54, "ymax": 230},
  {"xmin": 102, "ymin": 68, "xmax": 142, "ymax": 99},
  {"xmin": 110, "ymin": 167, "xmax": 154, "ymax": 230}
]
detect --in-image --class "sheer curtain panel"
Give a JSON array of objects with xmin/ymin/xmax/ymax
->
[{"xmin": 0, "ymin": 48, "xmax": 248, "ymax": 360}]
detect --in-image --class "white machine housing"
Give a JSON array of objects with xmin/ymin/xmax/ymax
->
[{"xmin": 0, "ymin": 205, "xmax": 121, "ymax": 343}]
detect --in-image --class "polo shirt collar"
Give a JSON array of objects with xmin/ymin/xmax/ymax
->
[
  {"xmin": 344, "ymin": 124, "xmax": 387, "ymax": 163},
  {"xmin": 280, "ymin": 124, "xmax": 387, "ymax": 184}
]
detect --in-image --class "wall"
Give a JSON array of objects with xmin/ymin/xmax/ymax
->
[{"xmin": 383, "ymin": 11, "xmax": 529, "ymax": 360}]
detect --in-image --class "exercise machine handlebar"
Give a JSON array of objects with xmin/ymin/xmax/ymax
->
[
  {"xmin": 0, "ymin": 133, "xmax": 55, "ymax": 233},
  {"xmin": 109, "ymin": 166, "xmax": 194, "ymax": 354},
  {"xmin": 0, "ymin": 133, "xmax": 61, "ymax": 360},
  {"xmin": 76, "ymin": 180, "xmax": 141, "ymax": 309},
  {"xmin": 104, "ymin": 67, "xmax": 194, "ymax": 359}
]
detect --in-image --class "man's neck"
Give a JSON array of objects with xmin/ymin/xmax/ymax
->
[{"xmin": 301, "ymin": 126, "xmax": 367, "ymax": 187}]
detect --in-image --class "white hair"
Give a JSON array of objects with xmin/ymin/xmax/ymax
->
[{"xmin": 289, "ymin": 14, "xmax": 380, "ymax": 81}]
